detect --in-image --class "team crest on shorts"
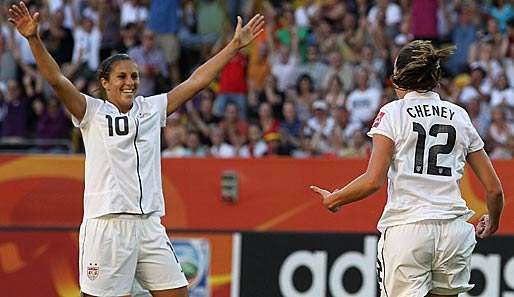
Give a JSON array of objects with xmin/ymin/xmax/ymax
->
[{"xmin": 87, "ymin": 263, "xmax": 100, "ymax": 280}]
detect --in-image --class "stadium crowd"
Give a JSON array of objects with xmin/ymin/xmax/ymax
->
[{"xmin": 1, "ymin": 0, "xmax": 514, "ymax": 159}]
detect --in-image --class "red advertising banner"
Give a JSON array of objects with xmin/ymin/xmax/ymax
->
[{"xmin": 0, "ymin": 155, "xmax": 511, "ymax": 234}]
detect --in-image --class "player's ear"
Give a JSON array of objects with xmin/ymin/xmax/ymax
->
[{"xmin": 100, "ymin": 77, "xmax": 110, "ymax": 91}]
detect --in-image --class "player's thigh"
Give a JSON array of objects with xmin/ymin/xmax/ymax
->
[
  {"xmin": 79, "ymin": 217, "xmax": 138, "ymax": 297},
  {"xmin": 379, "ymin": 223, "xmax": 435, "ymax": 297},
  {"xmin": 136, "ymin": 216, "xmax": 188, "ymax": 292},
  {"xmin": 431, "ymin": 219, "xmax": 476, "ymax": 296},
  {"xmin": 150, "ymin": 286, "xmax": 189, "ymax": 297}
]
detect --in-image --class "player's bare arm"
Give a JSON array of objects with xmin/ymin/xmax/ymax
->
[
  {"xmin": 467, "ymin": 149, "xmax": 504, "ymax": 239},
  {"xmin": 8, "ymin": 1, "xmax": 86, "ymax": 120},
  {"xmin": 311, "ymin": 134, "xmax": 394, "ymax": 211},
  {"xmin": 165, "ymin": 14, "xmax": 264, "ymax": 115}
]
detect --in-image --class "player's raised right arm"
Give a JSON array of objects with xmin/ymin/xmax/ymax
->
[{"xmin": 8, "ymin": 2, "xmax": 86, "ymax": 121}]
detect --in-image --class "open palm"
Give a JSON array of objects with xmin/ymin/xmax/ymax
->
[
  {"xmin": 232, "ymin": 14, "xmax": 265, "ymax": 50},
  {"xmin": 8, "ymin": 2, "xmax": 40, "ymax": 39}
]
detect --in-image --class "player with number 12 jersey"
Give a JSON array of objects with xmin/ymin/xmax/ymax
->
[{"xmin": 368, "ymin": 90, "xmax": 483, "ymax": 232}]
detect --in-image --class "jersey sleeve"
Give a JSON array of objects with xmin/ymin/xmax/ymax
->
[
  {"xmin": 145, "ymin": 93, "xmax": 168, "ymax": 127},
  {"xmin": 367, "ymin": 104, "xmax": 395, "ymax": 142},
  {"xmin": 464, "ymin": 112, "xmax": 484, "ymax": 153},
  {"xmin": 72, "ymin": 94, "xmax": 103, "ymax": 128}
]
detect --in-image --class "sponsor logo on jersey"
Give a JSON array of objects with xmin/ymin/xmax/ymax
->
[
  {"xmin": 87, "ymin": 263, "xmax": 99, "ymax": 280},
  {"xmin": 372, "ymin": 111, "xmax": 385, "ymax": 128}
]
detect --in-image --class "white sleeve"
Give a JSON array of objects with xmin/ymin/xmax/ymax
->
[
  {"xmin": 145, "ymin": 93, "xmax": 168, "ymax": 127},
  {"xmin": 367, "ymin": 104, "xmax": 395, "ymax": 142},
  {"xmin": 465, "ymin": 112, "xmax": 484, "ymax": 153},
  {"xmin": 71, "ymin": 94, "xmax": 103, "ymax": 128}
]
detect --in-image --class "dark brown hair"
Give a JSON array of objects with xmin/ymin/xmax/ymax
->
[
  {"xmin": 392, "ymin": 40, "xmax": 455, "ymax": 92},
  {"xmin": 97, "ymin": 54, "xmax": 132, "ymax": 100}
]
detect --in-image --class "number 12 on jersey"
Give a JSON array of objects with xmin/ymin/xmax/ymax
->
[{"xmin": 412, "ymin": 122, "xmax": 456, "ymax": 176}]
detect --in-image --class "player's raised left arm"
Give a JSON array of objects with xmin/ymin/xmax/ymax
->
[
  {"xmin": 310, "ymin": 135, "xmax": 393, "ymax": 212},
  {"xmin": 165, "ymin": 14, "xmax": 264, "ymax": 115}
]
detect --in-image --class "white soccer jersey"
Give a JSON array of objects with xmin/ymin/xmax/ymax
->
[
  {"xmin": 73, "ymin": 94, "xmax": 168, "ymax": 219},
  {"xmin": 368, "ymin": 91, "xmax": 483, "ymax": 232}
]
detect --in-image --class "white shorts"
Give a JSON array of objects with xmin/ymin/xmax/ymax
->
[
  {"xmin": 79, "ymin": 214, "xmax": 188, "ymax": 296},
  {"xmin": 377, "ymin": 219, "xmax": 476, "ymax": 297}
]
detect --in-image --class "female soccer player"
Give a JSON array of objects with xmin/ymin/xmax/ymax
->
[
  {"xmin": 311, "ymin": 40, "xmax": 504, "ymax": 297},
  {"xmin": 8, "ymin": 2, "xmax": 263, "ymax": 297}
]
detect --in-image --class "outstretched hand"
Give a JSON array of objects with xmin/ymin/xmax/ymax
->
[
  {"xmin": 232, "ymin": 14, "xmax": 265, "ymax": 50},
  {"xmin": 8, "ymin": 1, "xmax": 40, "ymax": 39},
  {"xmin": 310, "ymin": 186, "xmax": 341, "ymax": 213}
]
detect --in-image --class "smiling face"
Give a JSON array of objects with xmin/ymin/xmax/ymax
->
[{"xmin": 101, "ymin": 60, "xmax": 140, "ymax": 113}]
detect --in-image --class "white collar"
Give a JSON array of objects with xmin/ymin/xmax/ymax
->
[{"xmin": 403, "ymin": 91, "xmax": 441, "ymax": 100}]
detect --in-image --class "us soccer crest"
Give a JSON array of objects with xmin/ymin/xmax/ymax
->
[{"xmin": 87, "ymin": 263, "xmax": 100, "ymax": 280}]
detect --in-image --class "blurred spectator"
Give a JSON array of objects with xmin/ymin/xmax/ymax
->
[
  {"xmin": 197, "ymin": 0, "xmax": 225, "ymax": 42},
  {"xmin": 98, "ymin": 0, "xmax": 121, "ymax": 61},
  {"xmin": 1, "ymin": 80, "xmax": 32, "ymax": 142},
  {"xmin": 323, "ymin": 50, "xmax": 354, "ymax": 93},
  {"xmin": 263, "ymin": 131, "xmax": 289, "ymax": 157},
  {"xmin": 294, "ymin": 0, "xmax": 319, "ymax": 29},
  {"xmin": 295, "ymin": 74, "xmax": 318, "ymax": 122},
  {"xmin": 304, "ymin": 100, "xmax": 335, "ymax": 155},
  {"xmin": 0, "ymin": 34, "xmax": 17, "ymax": 84},
  {"xmin": 258, "ymin": 101, "xmax": 280, "ymax": 136},
  {"xmin": 115, "ymin": 22, "xmax": 140, "ymax": 54},
  {"xmin": 346, "ymin": 67, "xmax": 382, "ymax": 126},
  {"xmin": 330, "ymin": 105, "xmax": 362, "ymax": 152},
  {"xmin": 41, "ymin": 9, "xmax": 74, "ymax": 66},
  {"xmin": 247, "ymin": 42, "xmax": 271, "ymax": 93},
  {"xmin": 337, "ymin": 130, "xmax": 370, "ymax": 158},
  {"xmin": 239, "ymin": 123, "xmax": 267, "ymax": 158},
  {"xmin": 71, "ymin": 15, "xmax": 101, "ymax": 78},
  {"xmin": 268, "ymin": 22, "xmax": 300, "ymax": 92},
  {"xmin": 33, "ymin": 96, "xmax": 71, "ymax": 152},
  {"xmin": 209, "ymin": 126, "xmax": 235, "ymax": 158},
  {"xmin": 458, "ymin": 66, "xmax": 491, "ymax": 105},
  {"xmin": 485, "ymin": 0, "xmax": 514, "ymax": 33},
  {"xmin": 358, "ymin": 44, "xmax": 385, "ymax": 89},
  {"xmin": 186, "ymin": 88, "xmax": 220, "ymax": 146},
  {"xmin": 120, "ymin": 0, "xmax": 148, "ymax": 28},
  {"xmin": 323, "ymin": 74, "xmax": 346, "ymax": 109},
  {"xmin": 279, "ymin": 100, "xmax": 302, "ymax": 150},
  {"xmin": 367, "ymin": 0, "xmax": 402, "ymax": 30},
  {"xmin": 411, "ymin": 0, "xmax": 439, "ymax": 41},
  {"xmin": 183, "ymin": 130, "xmax": 207, "ymax": 157},
  {"xmin": 488, "ymin": 107, "xmax": 514, "ymax": 159},
  {"xmin": 148, "ymin": 0, "xmax": 181, "ymax": 85},
  {"xmin": 212, "ymin": 28, "xmax": 248, "ymax": 119},
  {"xmin": 162, "ymin": 124, "xmax": 187, "ymax": 157},
  {"xmin": 47, "ymin": 0, "xmax": 78, "ymax": 29},
  {"xmin": 218, "ymin": 102, "xmax": 248, "ymax": 151},
  {"xmin": 467, "ymin": 98, "xmax": 491, "ymax": 139},
  {"xmin": 490, "ymin": 73, "xmax": 514, "ymax": 111},
  {"xmin": 128, "ymin": 29, "xmax": 168, "ymax": 96},
  {"xmin": 446, "ymin": 4, "xmax": 478, "ymax": 75},
  {"xmin": 299, "ymin": 44, "xmax": 328, "ymax": 91}
]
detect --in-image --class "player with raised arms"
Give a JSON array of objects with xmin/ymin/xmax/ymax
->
[
  {"xmin": 311, "ymin": 40, "xmax": 504, "ymax": 297},
  {"xmin": 8, "ymin": 2, "xmax": 264, "ymax": 296}
]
